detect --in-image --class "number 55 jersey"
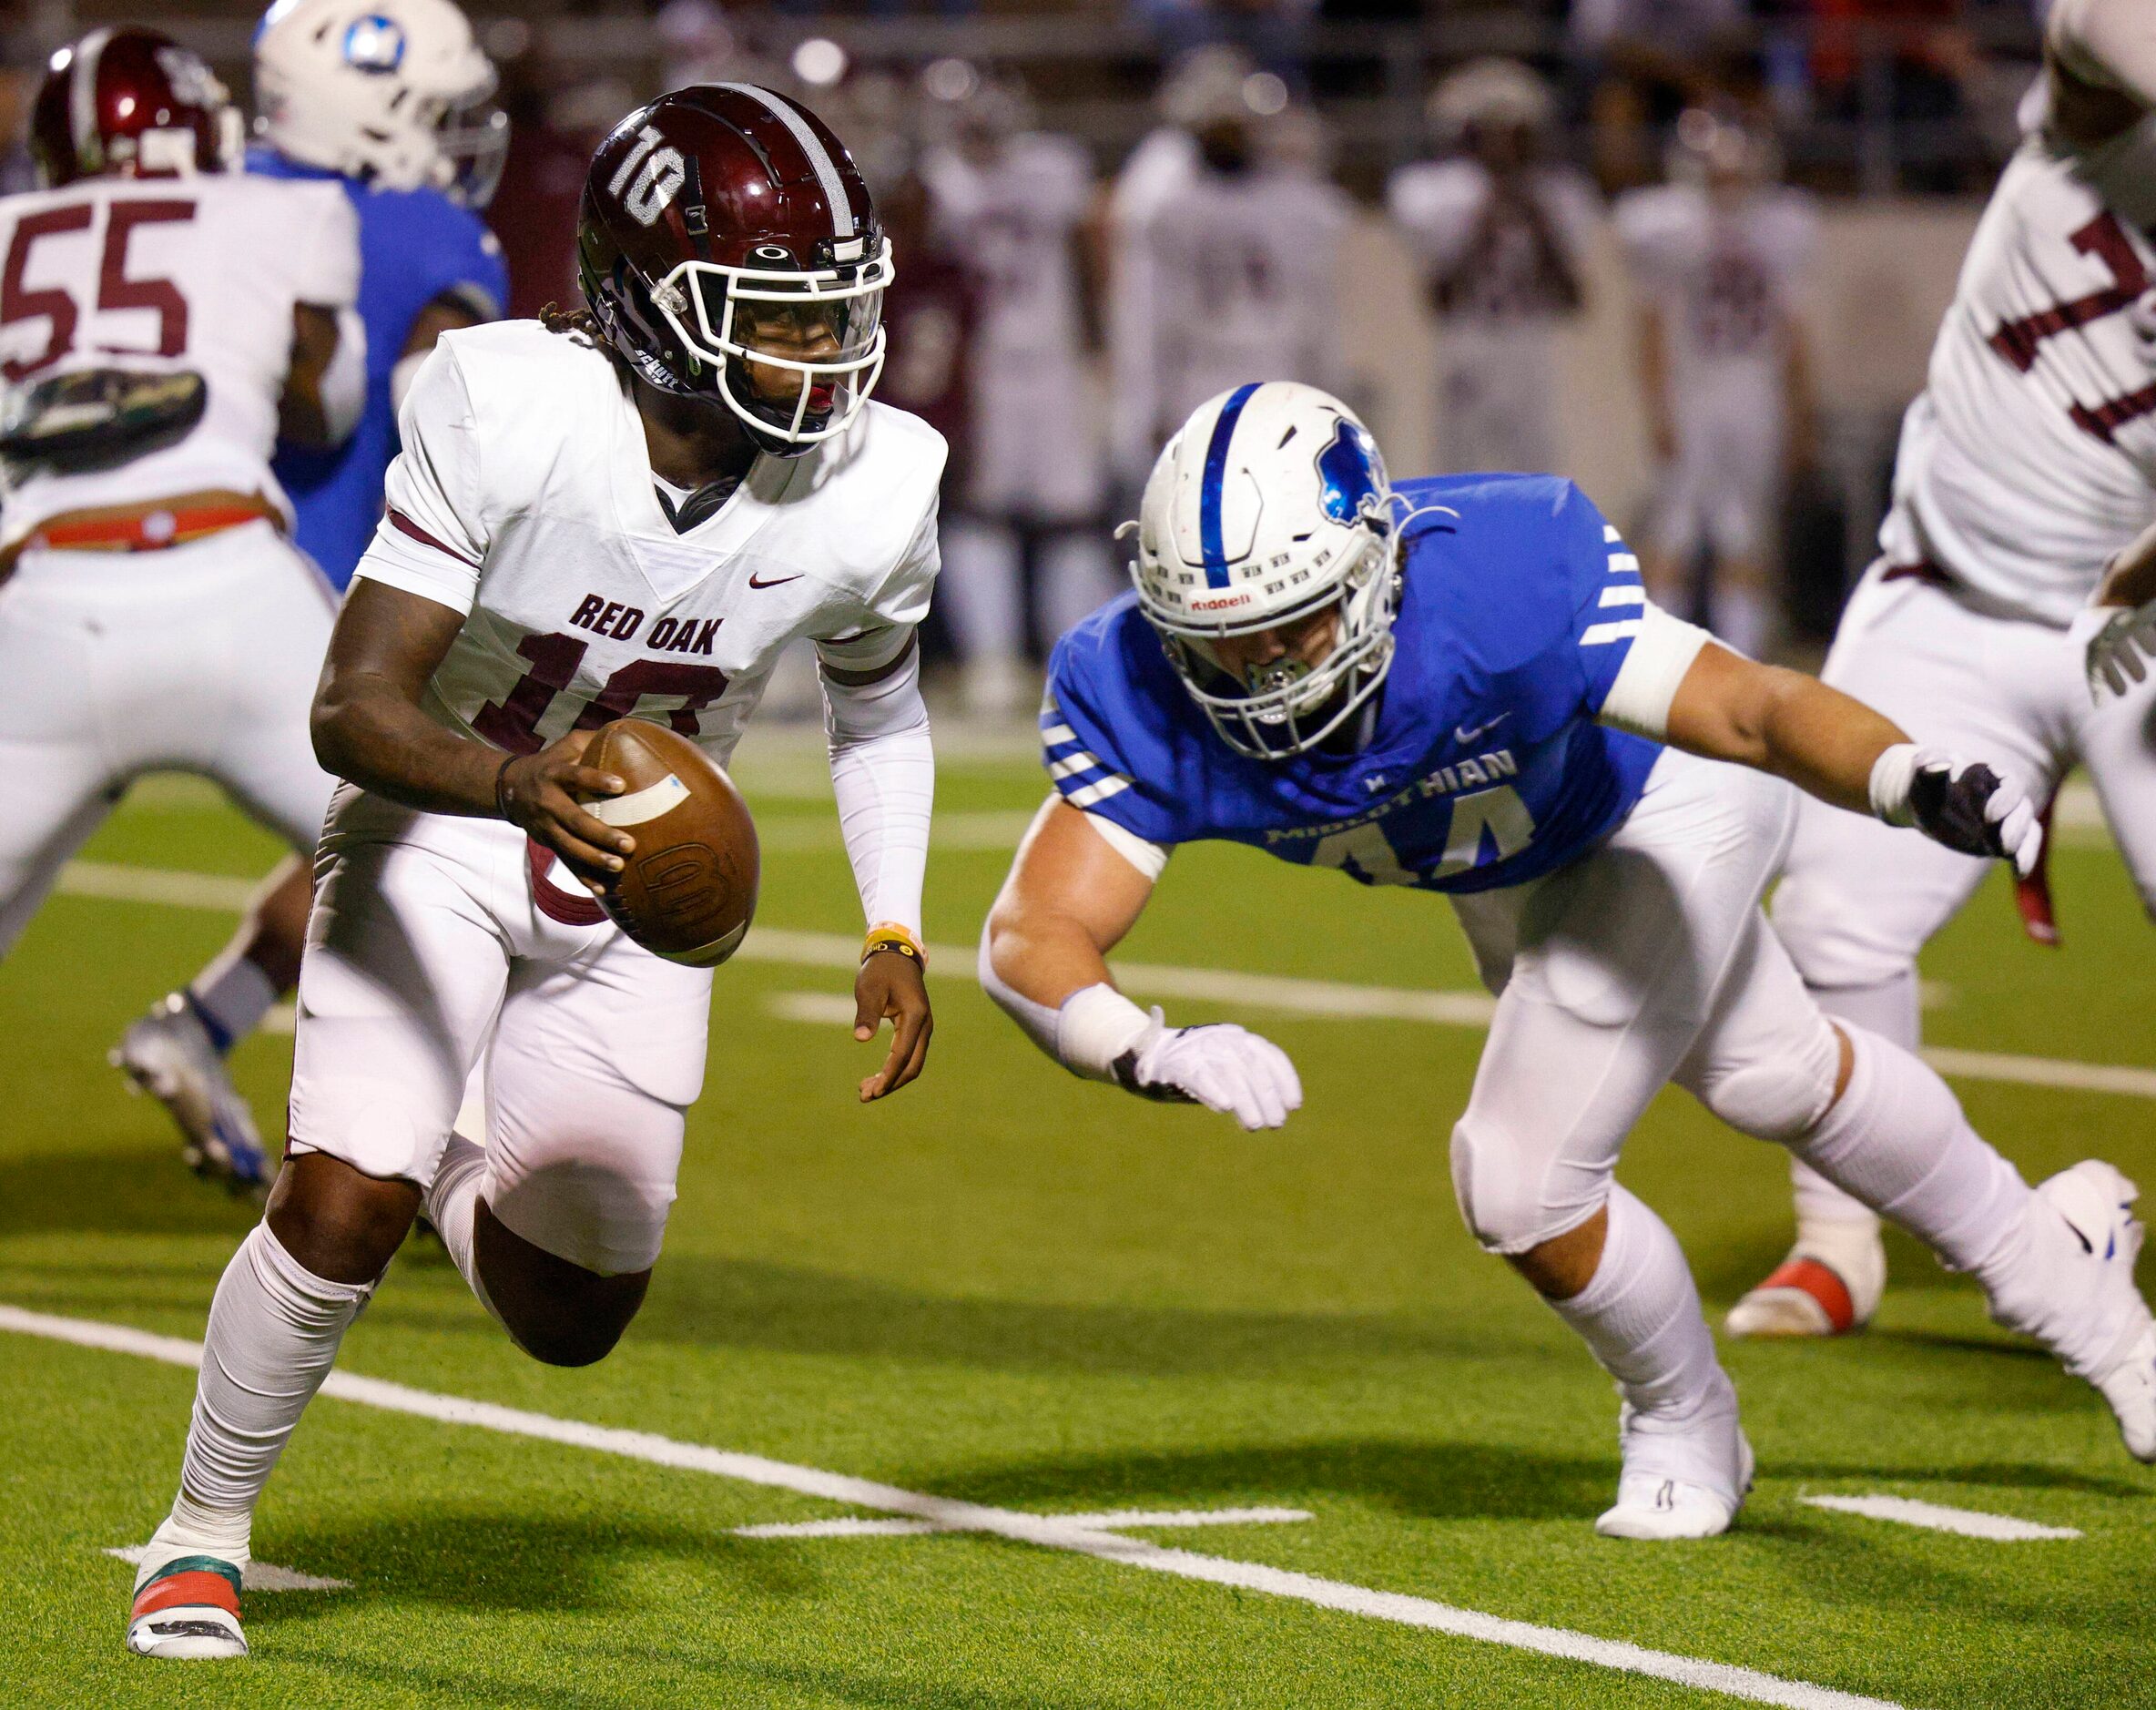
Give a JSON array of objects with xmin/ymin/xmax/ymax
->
[
  {"xmin": 0, "ymin": 170, "xmax": 357, "ymax": 548},
  {"xmin": 355, "ymin": 318, "xmax": 946, "ymax": 766},
  {"xmin": 1886, "ymin": 88, "xmax": 2156, "ymax": 622}
]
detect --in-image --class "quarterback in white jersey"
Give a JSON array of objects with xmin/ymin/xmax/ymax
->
[
  {"xmin": 1614, "ymin": 108, "xmax": 1816, "ymax": 658},
  {"xmin": 921, "ymin": 83, "xmax": 1117, "ymax": 714},
  {"xmin": 1733, "ymin": 0, "xmax": 2156, "ymax": 1338},
  {"xmin": 124, "ymin": 87, "xmax": 942, "ymax": 1663},
  {"xmin": 0, "ymin": 32, "xmax": 360, "ymax": 1123},
  {"xmin": 1388, "ymin": 59, "xmax": 1598, "ymax": 475}
]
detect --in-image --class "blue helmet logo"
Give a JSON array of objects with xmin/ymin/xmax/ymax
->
[
  {"xmin": 341, "ymin": 15, "xmax": 406, "ymax": 72},
  {"xmin": 1317, "ymin": 418, "xmax": 1383, "ymax": 526}
]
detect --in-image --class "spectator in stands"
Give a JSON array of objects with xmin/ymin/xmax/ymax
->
[
  {"xmin": 921, "ymin": 69, "xmax": 1117, "ymax": 716},
  {"xmin": 1107, "ymin": 48, "xmax": 1349, "ymax": 503},
  {"xmin": 1388, "ymin": 59, "xmax": 1600, "ymax": 474},
  {"xmin": 1808, "ymin": 0, "xmax": 1984, "ymax": 190},
  {"xmin": 1616, "ymin": 103, "xmax": 1818, "ymax": 658}
]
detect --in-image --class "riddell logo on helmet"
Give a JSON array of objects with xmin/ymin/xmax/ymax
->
[{"xmin": 1190, "ymin": 592, "xmax": 1252, "ymax": 611}]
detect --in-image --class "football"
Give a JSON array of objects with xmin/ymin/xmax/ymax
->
[{"xmin": 580, "ymin": 718, "xmax": 758, "ymax": 966}]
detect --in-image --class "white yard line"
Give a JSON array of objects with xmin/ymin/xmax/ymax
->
[
  {"xmin": 766, "ymin": 991, "xmax": 866, "ymax": 1027},
  {"xmin": 5, "ymin": 1304, "xmax": 1897, "ymax": 1710},
  {"xmin": 102, "ymin": 1543, "xmax": 351, "ymax": 1592},
  {"xmin": 59, "ymin": 860, "xmax": 2155, "ymax": 1104},
  {"xmin": 732, "ymin": 1505, "xmax": 1313, "ymax": 1540},
  {"xmin": 1800, "ymin": 1495, "xmax": 2080, "ymax": 1542}
]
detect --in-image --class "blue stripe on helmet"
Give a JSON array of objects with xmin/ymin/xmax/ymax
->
[{"xmin": 1198, "ymin": 382, "xmax": 1261, "ymax": 590}]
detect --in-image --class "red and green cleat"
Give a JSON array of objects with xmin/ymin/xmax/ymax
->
[{"xmin": 126, "ymin": 1554, "xmax": 246, "ymax": 1659}]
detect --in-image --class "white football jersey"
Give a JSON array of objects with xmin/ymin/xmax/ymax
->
[
  {"xmin": 0, "ymin": 172, "xmax": 358, "ymax": 544},
  {"xmin": 356, "ymin": 321, "xmax": 946, "ymax": 768},
  {"xmin": 1387, "ymin": 159, "xmax": 1600, "ymax": 326},
  {"xmin": 1110, "ymin": 166, "xmax": 1350, "ymax": 474},
  {"xmin": 1613, "ymin": 181, "xmax": 1814, "ymax": 416},
  {"xmin": 922, "ymin": 134, "xmax": 1093, "ymax": 361},
  {"xmin": 1880, "ymin": 92, "xmax": 2156, "ymax": 625}
]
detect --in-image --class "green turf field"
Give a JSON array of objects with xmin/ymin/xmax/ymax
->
[{"xmin": 2, "ymin": 731, "xmax": 2151, "ymax": 1709}]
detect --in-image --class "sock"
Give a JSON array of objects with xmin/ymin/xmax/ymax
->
[
  {"xmin": 185, "ymin": 955, "xmax": 280, "ymax": 1055},
  {"xmin": 1787, "ymin": 975, "xmax": 1917, "ymax": 1240},
  {"xmin": 1547, "ymin": 1185, "xmax": 1725, "ymax": 1423},
  {"xmin": 138, "ymin": 1224, "xmax": 372, "ymax": 1586},
  {"xmin": 1793, "ymin": 1023, "xmax": 2027, "ymax": 1274},
  {"xmin": 423, "ymin": 1133, "xmax": 503, "ymax": 1324}
]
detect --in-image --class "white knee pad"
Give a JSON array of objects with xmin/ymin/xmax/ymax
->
[
  {"xmin": 1449, "ymin": 1114, "xmax": 1606, "ymax": 1257},
  {"xmin": 1690, "ymin": 1009, "xmax": 1842, "ymax": 1144}
]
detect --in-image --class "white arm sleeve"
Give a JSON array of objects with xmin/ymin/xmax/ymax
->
[
  {"xmin": 1596, "ymin": 602, "xmax": 1714, "ymax": 741},
  {"xmin": 2050, "ymin": 0, "xmax": 2156, "ymax": 107},
  {"xmin": 823, "ymin": 640, "xmax": 933, "ymax": 939},
  {"xmin": 1084, "ymin": 809, "xmax": 1170, "ymax": 880},
  {"xmin": 352, "ymin": 342, "xmax": 487, "ymax": 615},
  {"xmin": 975, "ymin": 926, "xmax": 1155, "ymax": 1084}
]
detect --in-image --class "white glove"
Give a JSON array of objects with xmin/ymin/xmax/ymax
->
[
  {"xmin": 1869, "ymin": 743, "xmax": 2041, "ymax": 876},
  {"xmin": 1122, "ymin": 1015, "xmax": 1304, "ymax": 1132}
]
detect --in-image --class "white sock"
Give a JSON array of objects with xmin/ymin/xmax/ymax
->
[
  {"xmin": 1787, "ymin": 974, "xmax": 1918, "ymax": 1239},
  {"xmin": 141, "ymin": 1224, "xmax": 372, "ymax": 1583},
  {"xmin": 423, "ymin": 1132, "xmax": 502, "ymax": 1324},
  {"xmin": 1793, "ymin": 1024, "xmax": 2027, "ymax": 1273},
  {"xmin": 1547, "ymin": 1185, "xmax": 1725, "ymax": 1422},
  {"xmin": 186, "ymin": 956, "xmax": 280, "ymax": 1055}
]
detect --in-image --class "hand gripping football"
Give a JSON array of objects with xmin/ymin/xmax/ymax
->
[{"xmin": 581, "ymin": 719, "xmax": 758, "ymax": 966}]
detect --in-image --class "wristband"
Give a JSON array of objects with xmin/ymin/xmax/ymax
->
[
  {"xmin": 1867, "ymin": 743, "xmax": 1921, "ymax": 827},
  {"xmin": 1054, "ymin": 982, "xmax": 1157, "ymax": 1083},
  {"xmin": 861, "ymin": 922, "xmax": 925, "ymax": 967},
  {"xmin": 493, "ymin": 753, "xmax": 517, "ymax": 822}
]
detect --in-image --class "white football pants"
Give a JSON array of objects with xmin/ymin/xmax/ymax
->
[
  {"xmin": 1449, "ymin": 749, "xmax": 1838, "ymax": 1254},
  {"xmin": 1771, "ymin": 564, "xmax": 2156, "ymax": 1229},
  {"xmin": 288, "ymin": 785, "xmax": 714, "ymax": 1275},
  {"xmin": 0, "ymin": 521, "xmax": 338, "ymax": 957}
]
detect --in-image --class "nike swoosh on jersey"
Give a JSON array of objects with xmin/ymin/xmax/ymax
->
[
  {"xmin": 748, "ymin": 572, "xmax": 804, "ymax": 589},
  {"xmin": 1454, "ymin": 713, "xmax": 1512, "ymax": 745}
]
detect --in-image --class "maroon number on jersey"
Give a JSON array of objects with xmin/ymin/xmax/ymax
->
[
  {"xmin": 1, "ymin": 198, "xmax": 196, "ymax": 382},
  {"xmin": 1987, "ymin": 211, "xmax": 2156, "ymax": 444},
  {"xmin": 472, "ymin": 630, "xmax": 730, "ymax": 754}
]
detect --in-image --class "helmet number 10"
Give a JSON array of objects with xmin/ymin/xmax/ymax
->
[{"xmin": 606, "ymin": 124, "xmax": 687, "ymax": 229}]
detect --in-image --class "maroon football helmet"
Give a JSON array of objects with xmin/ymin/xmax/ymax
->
[
  {"xmin": 578, "ymin": 85, "xmax": 891, "ymax": 456},
  {"xmin": 29, "ymin": 27, "xmax": 242, "ymax": 189}
]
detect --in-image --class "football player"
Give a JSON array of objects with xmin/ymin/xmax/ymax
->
[
  {"xmin": 1387, "ymin": 59, "xmax": 1599, "ymax": 475},
  {"xmin": 111, "ymin": 0, "xmax": 507, "ymax": 1193},
  {"xmin": 0, "ymin": 35, "xmax": 360, "ymax": 1047},
  {"xmin": 1730, "ymin": 0, "xmax": 2156, "ymax": 1338},
  {"xmin": 921, "ymin": 72, "xmax": 1116, "ymax": 718},
  {"xmin": 981, "ymin": 381, "xmax": 2156, "ymax": 1541},
  {"xmin": 124, "ymin": 85, "xmax": 941, "ymax": 1661},
  {"xmin": 1614, "ymin": 104, "xmax": 1815, "ymax": 659}
]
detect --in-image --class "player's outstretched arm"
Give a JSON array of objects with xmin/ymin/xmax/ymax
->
[
  {"xmin": 311, "ymin": 579, "xmax": 635, "ymax": 877},
  {"xmin": 980, "ymin": 799, "xmax": 1301, "ymax": 1132},
  {"xmin": 1658, "ymin": 636, "xmax": 2041, "ymax": 873}
]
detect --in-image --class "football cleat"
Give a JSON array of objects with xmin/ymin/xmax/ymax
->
[
  {"xmin": 110, "ymin": 995, "xmax": 268, "ymax": 1192},
  {"xmin": 126, "ymin": 1554, "xmax": 246, "ymax": 1660},
  {"xmin": 2009, "ymin": 1162, "xmax": 2156, "ymax": 1462},
  {"xmin": 1594, "ymin": 1374, "xmax": 1754, "ymax": 1542},
  {"xmin": 1724, "ymin": 1223, "xmax": 1886, "ymax": 1338}
]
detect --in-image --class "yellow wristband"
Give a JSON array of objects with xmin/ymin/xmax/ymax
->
[{"xmin": 861, "ymin": 922, "xmax": 925, "ymax": 967}]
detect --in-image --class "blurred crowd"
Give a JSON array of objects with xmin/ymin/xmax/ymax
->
[{"xmin": 0, "ymin": 0, "xmax": 2061, "ymax": 703}]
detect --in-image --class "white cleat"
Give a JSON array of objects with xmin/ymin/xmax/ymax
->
[
  {"xmin": 2014, "ymin": 1162, "xmax": 2156, "ymax": 1463},
  {"xmin": 126, "ymin": 1556, "xmax": 247, "ymax": 1660},
  {"xmin": 110, "ymin": 995, "xmax": 269, "ymax": 1194},
  {"xmin": 1725, "ymin": 1223, "xmax": 1886, "ymax": 1339},
  {"xmin": 1594, "ymin": 1377, "xmax": 1755, "ymax": 1542}
]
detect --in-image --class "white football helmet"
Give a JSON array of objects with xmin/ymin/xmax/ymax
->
[
  {"xmin": 253, "ymin": 0, "xmax": 505, "ymax": 206},
  {"xmin": 1126, "ymin": 382, "xmax": 1399, "ymax": 760}
]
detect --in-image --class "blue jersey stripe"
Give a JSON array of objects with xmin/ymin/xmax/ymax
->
[{"xmin": 1198, "ymin": 382, "xmax": 1261, "ymax": 589}]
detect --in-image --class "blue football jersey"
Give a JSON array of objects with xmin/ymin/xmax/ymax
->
[
  {"xmin": 250, "ymin": 147, "xmax": 507, "ymax": 588},
  {"xmin": 1043, "ymin": 474, "xmax": 1661, "ymax": 895}
]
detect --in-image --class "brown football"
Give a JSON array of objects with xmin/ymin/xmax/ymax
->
[{"xmin": 581, "ymin": 719, "xmax": 758, "ymax": 966}]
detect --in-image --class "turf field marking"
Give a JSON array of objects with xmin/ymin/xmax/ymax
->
[
  {"xmin": 766, "ymin": 991, "xmax": 866, "ymax": 1026},
  {"xmin": 58, "ymin": 859, "xmax": 2156, "ymax": 1104},
  {"xmin": 732, "ymin": 1505, "xmax": 1314, "ymax": 1539},
  {"xmin": 102, "ymin": 1544, "xmax": 351, "ymax": 1592},
  {"xmin": 1800, "ymin": 1495, "xmax": 2081, "ymax": 1542},
  {"xmin": 4, "ymin": 1304, "xmax": 1899, "ymax": 1710}
]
